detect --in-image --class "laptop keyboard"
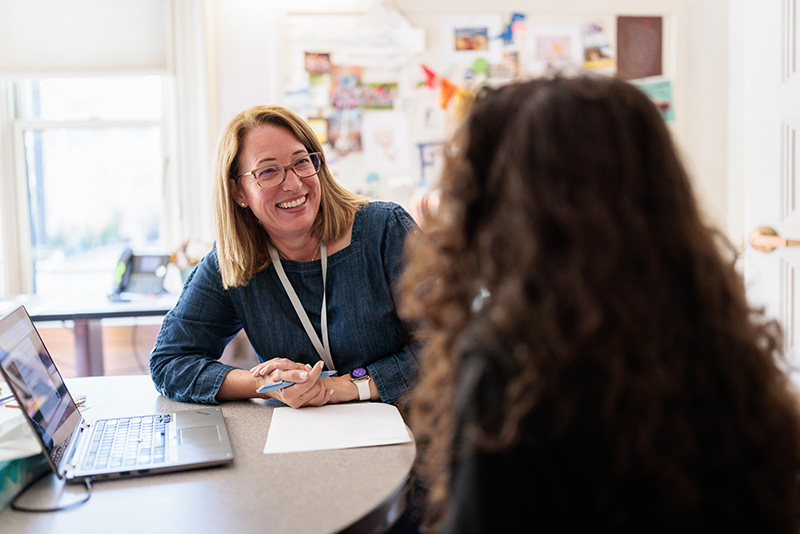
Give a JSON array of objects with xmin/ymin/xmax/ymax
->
[{"xmin": 83, "ymin": 415, "xmax": 171, "ymax": 470}]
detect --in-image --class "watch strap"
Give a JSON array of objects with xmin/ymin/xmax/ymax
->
[{"xmin": 354, "ymin": 378, "xmax": 370, "ymax": 401}]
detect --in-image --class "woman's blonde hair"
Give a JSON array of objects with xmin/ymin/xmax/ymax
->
[{"xmin": 212, "ymin": 105, "xmax": 368, "ymax": 288}]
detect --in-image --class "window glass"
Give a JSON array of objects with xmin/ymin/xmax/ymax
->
[
  {"xmin": 20, "ymin": 76, "xmax": 162, "ymax": 121},
  {"xmin": 18, "ymin": 77, "xmax": 164, "ymax": 296}
]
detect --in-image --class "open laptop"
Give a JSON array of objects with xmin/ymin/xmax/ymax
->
[{"xmin": 0, "ymin": 305, "xmax": 234, "ymax": 483}]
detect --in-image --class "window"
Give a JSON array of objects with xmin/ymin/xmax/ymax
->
[{"xmin": 13, "ymin": 76, "xmax": 166, "ymax": 296}]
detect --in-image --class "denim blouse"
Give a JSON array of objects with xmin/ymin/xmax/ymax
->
[{"xmin": 149, "ymin": 201, "xmax": 420, "ymax": 405}]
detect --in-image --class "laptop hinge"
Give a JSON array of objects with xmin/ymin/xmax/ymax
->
[{"xmin": 63, "ymin": 420, "xmax": 90, "ymax": 472}]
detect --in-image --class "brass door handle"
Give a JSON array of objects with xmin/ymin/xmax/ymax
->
[{"xmin": 750, "ymin": 226, "xmax": 800, "ymax": 252}]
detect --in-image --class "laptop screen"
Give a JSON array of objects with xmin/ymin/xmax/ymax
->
[{"xmin": 0, "ymin": 306, "xmax": 82, "ymax": 467}]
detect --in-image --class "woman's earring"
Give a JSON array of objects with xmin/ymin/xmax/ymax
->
[{"xmin": 240, "ymin": 203, "xmax": 246, "ymax": 207}]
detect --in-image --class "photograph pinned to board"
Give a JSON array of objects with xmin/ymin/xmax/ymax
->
[
  {"xmin": 330, "ymin": 65, "xmax": 363, "ymax": 110},
  {"xmin": 582, "ymin": 21, "xmax": 614, "ymax": 69},
  {"xmin": 329, "ymin": 108, "xmax": 362, "ymax": 156},
  {"xmin": 443, "ymin": 14, "xmax": 504, "ymax": 67},
  {"xmin": 361, "ymin": 110, "xmax": 413, "ymax": 192},
  {"xmin": 632, "ymin": 78, "xmax": 675, "ymax": 122},
  {"xmin": 361, "ymin": 82, "xmax": 399, "ymax": 110},
  {"xmin": 307, "ymin": 117, "xmax": 329, "ymax": 145},
  {"xmin": 524, "ymin": 24, "xmax": 584, "ymax": 75},
  {"xmin": 305, "ymin": 52, "xmax": 332, "ymax": 75},
  {"xmin": 362, "ymin": 111, "xmax": 402, "ymax": 167},
  {"xmin": 308, "ymin": 72, "xmax": 331, "ymax": 109},
  {"xmin": 456, "ymin": 27, "xmax": 489, "ymax": 51},
  {"xmin": 616, "ymin": 16, "xmax": 663, "ymax": 80},
  {"xmin": 489, "ymin": 50, "xmax": 520, "ymax": 83}
]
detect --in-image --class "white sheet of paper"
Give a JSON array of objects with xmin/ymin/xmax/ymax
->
[{"xmin": 263, "ymin": 402, "xmax": 412, "ymax": 454}]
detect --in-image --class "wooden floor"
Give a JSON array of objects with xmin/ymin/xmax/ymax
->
[{"xmin": 38, "ymin": 321, "xmax": 257, "ymax": 379}]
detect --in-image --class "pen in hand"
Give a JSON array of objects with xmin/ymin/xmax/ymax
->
[{"xmin": 257, "ymin": 370, "xmax": 337, "ymax": 394}]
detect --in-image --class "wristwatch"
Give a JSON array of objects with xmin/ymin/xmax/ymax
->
[{"xmin": 350, "ymin": 367, "xmax": 371, "ymax": 401}]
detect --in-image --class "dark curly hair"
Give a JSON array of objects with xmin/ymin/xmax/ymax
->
[{"xmin": 399, "ymin": 75, "xmax": 800, "ymax": 532}]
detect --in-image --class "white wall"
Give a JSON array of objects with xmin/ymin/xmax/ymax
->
[
  {"xmin": 682, "ymin": 0, "xmax": 733, "ymax": 239},
  {"xmin": 727, "ymin": 0, "xmax": 745, "ymax": 250},
  {"xmin": 206, "ymin": 0, "xmax": 732, "ymax": 235}
]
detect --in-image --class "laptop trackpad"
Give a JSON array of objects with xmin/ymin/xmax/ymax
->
[{"xmin": 179, "ymin": 425, "xmax": 221, "ymax": 445}]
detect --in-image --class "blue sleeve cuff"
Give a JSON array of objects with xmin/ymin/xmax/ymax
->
[{"xmin": 367, "ymin": 344, "xmax": 420, "ymax": 405}]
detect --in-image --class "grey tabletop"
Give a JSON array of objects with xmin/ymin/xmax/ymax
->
[
  {"xmin": 0, "ymin": 375, "xmax": 416, "ymax": 534},
  {"xmin": 0, "ymin": 293, "xmax": 179, "ymax": 322}
]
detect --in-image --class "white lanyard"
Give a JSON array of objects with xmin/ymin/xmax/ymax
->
[{"xmin": 267, "ymin": 241, "xmax": 334, "ymax": 371}]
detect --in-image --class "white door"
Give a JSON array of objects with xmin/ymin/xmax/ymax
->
[{"xmin": 742, "ymin": 0, "xmax": 800, "ymax": 361}]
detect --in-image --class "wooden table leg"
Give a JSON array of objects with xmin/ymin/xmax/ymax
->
[{"xmin": 73, "ymin": 319, "xmax": 104, "ymax": 376}]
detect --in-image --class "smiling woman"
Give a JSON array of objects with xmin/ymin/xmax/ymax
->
[
  {"xmin": 149, "ymin": 104, "xmax": 422, "ymax": 413},
  {"xmin": 229, "ymin": 124, "xmax": 324, "ymax": 259}
]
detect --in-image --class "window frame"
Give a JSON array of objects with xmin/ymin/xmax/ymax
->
[
  {"xmin": 0, "ymin": 1, "xmax": 214, "ymax": 299},
  {"xmin": 4, "ymin": 85, "xmax": 168, "ymax": 296}
]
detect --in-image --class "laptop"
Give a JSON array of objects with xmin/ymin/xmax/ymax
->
[{"xmin": 0, "ymin": 305, "xmax": 234, "ymax": 483}]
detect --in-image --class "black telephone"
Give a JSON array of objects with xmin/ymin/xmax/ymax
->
[{"xmin": 111, "ymin": 247, "xmax": 170, "ymax": 299}]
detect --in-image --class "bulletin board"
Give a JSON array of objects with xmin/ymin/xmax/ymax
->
[
  {"xmin": 284, "ymin": 12, "xmax": 427, "ymax": 209},
  {"xmin": 281, "ymin": 8, "xmax": 677, "ymax": 220}
]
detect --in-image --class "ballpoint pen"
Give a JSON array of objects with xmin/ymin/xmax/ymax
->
[{"xmin": 257, "ymin": 370, "xmax": 337, "ymax": 394}]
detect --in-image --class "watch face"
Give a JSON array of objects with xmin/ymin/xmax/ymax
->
[{"xmin": 351, "ymin": 367, "xmax": 367, "ymax": 379}]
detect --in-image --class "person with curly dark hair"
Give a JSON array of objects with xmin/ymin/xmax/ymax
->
[{"xmin": 399, "ymin": 75, "xmax": 800, "ymax": 533}]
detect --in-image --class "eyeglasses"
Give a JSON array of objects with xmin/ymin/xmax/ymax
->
[{"xmin": 237, "ymin": 152, "xmax": 322, "ymax": 189}]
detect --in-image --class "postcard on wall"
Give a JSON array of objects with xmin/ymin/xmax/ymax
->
[
  {"xmin": 582, "ymin": 21, "xmax": 614, "ymax": 69},
  {"xmin": 330, "ymin": 65, "xmax": 363, "ymax": 109},
  {"xmin": 305, "ymin": 52, "xmax": 332, "ymax": 75},
  {"xmin": 524, "ymin": 24, "xmax": 584, "ymax": 75},
  {"xmin": 307, "ymin": 117, "xmax": 329, "ymax": 145},
  {"xmin": 489, "ymin": 50, "xmax": 520, "ymax": 81},
  {"xmin": 443, "ymin": 14, "xmax": 504, "ymax": 67},
  {"xmin": 616, "ymin": 16, "xmax": 663, "ymax": 80},
  {"xmin": 328, "ymin": 108, "xmax": 362, "ymax": 156},
  {"xmin": 361, "ymin": 83, "xmax": 399, "ymax": 110},
  {"xmin": 362, "ymin": 110, "xmax": 412, "ymax": 179},
  {"xmin": 632, "ymin": 78, "xmax": 675, "ymax": 122},
  {"xmin": 307, "ymin": 72, "xmax": 331, "ymax": 109}
]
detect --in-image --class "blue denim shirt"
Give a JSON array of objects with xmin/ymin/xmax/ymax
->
[{"xmin": 150, "ymin": 201, "xmax": 420, "ymax": 405}]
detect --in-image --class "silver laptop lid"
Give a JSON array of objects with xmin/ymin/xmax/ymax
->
[{"xmin": 0, "ymin": 305, "xmax": 83, "ymax": 478}]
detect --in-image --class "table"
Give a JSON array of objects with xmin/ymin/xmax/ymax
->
[
  {"xmin": 0, "ymin": 293, "xmax": 177, "ymax": 376},
  {"xmin": 0, "ymin": 375, "xmax": 416, "ymax": 534}
]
